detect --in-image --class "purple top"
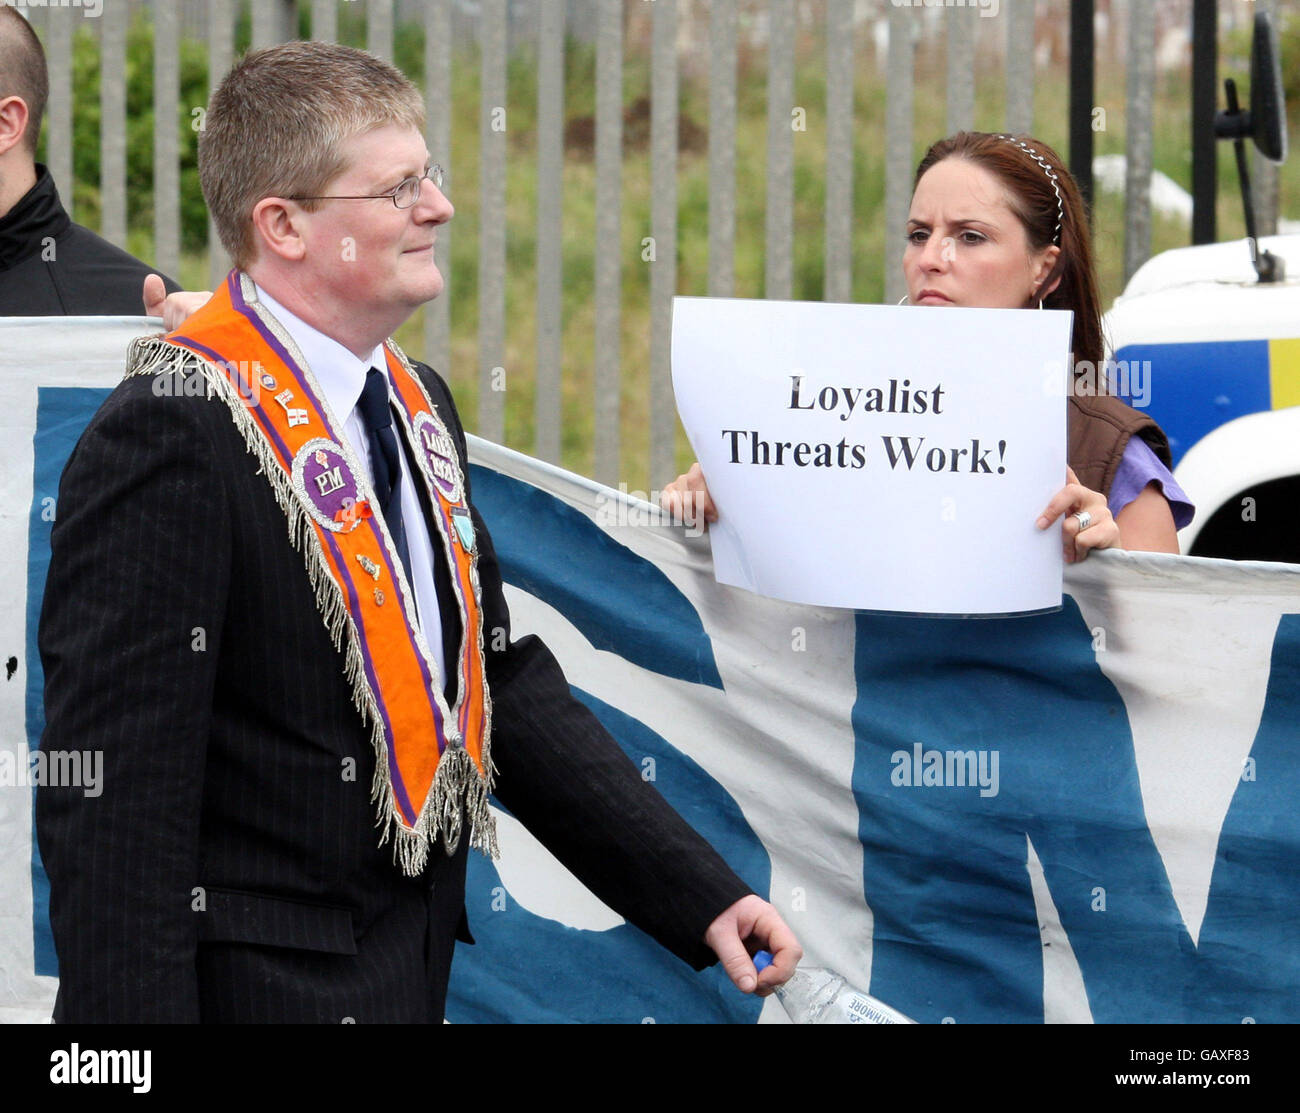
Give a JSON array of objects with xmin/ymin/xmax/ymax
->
[{"xmin": 1107, "ymin": 435, "xmax": 1195, "ymax": 530}]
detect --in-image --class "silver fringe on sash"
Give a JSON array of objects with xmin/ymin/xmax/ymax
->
[{"xmin": 126, "ymin": 336, "xmax": 499, "ymax": 876}]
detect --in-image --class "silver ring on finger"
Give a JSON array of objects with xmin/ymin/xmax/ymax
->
[{"xmin": 1073, "ymin": 510, "xmax": 1093, "ymax": 532}]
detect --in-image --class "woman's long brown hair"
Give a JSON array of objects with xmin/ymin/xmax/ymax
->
[{"xmin": 913, "ymin": 131, "xmax": 1103, "ymax": 374}]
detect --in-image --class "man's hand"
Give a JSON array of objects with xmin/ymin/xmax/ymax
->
[
  {"xmin": 704, "ymin": 894, "xmax": 802, "ymax": 996},
  {"xmin": 143, "ymin": 274, "xmax": 212, "ymax": 331}
]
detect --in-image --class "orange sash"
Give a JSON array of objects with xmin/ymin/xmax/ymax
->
[{"xmin": 126, "ymin": 271, "xmax": 495, "ymax": 874}]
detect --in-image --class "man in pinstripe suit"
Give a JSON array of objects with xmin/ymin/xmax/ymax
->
[{"xmin": 36, "ymin": 40, "xmax": 799, "ymax": 1023}]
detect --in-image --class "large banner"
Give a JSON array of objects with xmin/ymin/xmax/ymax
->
[{"xmin": 4, "ymin": 319, "xmax": 1299, "ymax": 1024}]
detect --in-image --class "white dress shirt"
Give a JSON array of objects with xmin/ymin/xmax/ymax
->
[{"xmin": 254, "ymin": 283, "xmax": 448, "ymax": 687}]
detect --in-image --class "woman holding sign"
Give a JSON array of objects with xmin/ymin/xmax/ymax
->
[{"xmin": 662, "ymin": 132, "xmax": 1194, "ymax": 561}]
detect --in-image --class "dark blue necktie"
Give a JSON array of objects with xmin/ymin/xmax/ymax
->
[{"xmin": 357, "ymin": 367, "xmax": 413, "ymax": 581}]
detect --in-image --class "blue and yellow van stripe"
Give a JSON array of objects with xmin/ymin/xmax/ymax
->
[{"xmin": 1113, "ymin": 338, "xmax": 1300, "ymax": 466}]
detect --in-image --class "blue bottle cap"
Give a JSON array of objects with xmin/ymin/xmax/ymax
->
[{"xmin": 753, "ymin": 949, "xmax": 774, "ymax": 972}]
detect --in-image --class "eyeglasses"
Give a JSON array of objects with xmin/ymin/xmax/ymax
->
[{"xmin": 288, "ymin": 165, "xmax": 445, "ymax": 210}]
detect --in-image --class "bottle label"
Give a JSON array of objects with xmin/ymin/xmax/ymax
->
[{"xmin": 846, "ymin": 992, "xmax": 906, "ymax": 1024}]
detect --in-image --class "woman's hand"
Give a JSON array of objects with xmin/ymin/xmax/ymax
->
[
  {"xmin": 659, "ymin": 462, "xmax": 718, "ymax": 531},
  {"xmin": 1036, "ymin": 466, "xmax": 1120, "ymax": 562}
]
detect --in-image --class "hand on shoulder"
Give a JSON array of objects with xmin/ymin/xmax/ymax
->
[{"xmin": 143, "ymin": 274, "xmax": 212, "ymax": 331}]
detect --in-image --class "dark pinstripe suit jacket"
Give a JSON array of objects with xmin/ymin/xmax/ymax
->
[{"xmin": 37, "ymin": 358, "xmax": 751, "ymax": 1023}]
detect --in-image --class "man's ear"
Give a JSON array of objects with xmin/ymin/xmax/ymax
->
[
  {"xmin": 0, "ymin": 96, "xmax": 31, "ymax": 159},
  {"xmin": 250, "ymin": 197, "xmax": 308, "ymax": 263}
]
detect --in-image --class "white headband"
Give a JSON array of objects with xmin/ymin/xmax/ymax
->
[{"xmin": 994, "ymin": 134, "xmax": 1064, "ymax": 246}]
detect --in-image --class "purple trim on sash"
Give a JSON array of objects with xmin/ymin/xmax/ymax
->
[
  {"xmin": 228, "ymin": 275, "xmax": 309, "ymax": 386},
  {"xmin": 430, "ymin": 493, "xmax": 471, "ymax": 740},
  {"xmin": 322, "ymin": 530, "xmax": 418, "ymax": 825},
  {"xmin": 430, "ymin": 486, "xmax": 469, "ymax": 739}
]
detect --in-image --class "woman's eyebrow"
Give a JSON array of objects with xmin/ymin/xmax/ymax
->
[
  {"xmin": 913, "ymin": 216, "xmax": 997, "ymax": 230},
  {"xmin": 907, "ymin": 215, "xmax": 999, "ymax": 227}
]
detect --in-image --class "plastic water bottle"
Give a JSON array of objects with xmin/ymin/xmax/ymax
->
[{"xmin": 753, "ymin": 951, "xmax": 916, "ymax": 1024}]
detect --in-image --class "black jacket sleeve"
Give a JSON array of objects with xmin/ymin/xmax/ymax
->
[{"xmin": 37, "ymin": 377, "xmax": 228, "ymax": 1022}]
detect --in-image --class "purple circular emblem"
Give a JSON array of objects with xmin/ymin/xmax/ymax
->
[
  {"xmin": 291, "ymin": 439, "xmax": 364, "ymax": 533},
  {"xmin": 413, "ymin": 412, "xmax": 463, "ymax": 505}
]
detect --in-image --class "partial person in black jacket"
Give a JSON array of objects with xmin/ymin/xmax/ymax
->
[
  {"xmin": 0, "ymin": 8, "xmax": 177, "ymax": 314},
  {"xmin": 37, "ymin": 40, "xmax": 800, "ymax": 1023}
]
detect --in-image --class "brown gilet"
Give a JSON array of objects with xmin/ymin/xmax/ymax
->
[{"xmin": 1067, "ymin": 393, "xmax": 1173, "ymax": 499}]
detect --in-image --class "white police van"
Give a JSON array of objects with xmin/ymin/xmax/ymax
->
[{"xmin": 1103, "ymin": 12, "xmax": 1296, "ymax": 562}]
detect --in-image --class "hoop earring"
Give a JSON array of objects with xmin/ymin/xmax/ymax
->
[
  {"xmin": 897, "ymin": 295, "xmax": 909, "ymax": 305},
  {"xmin": 1038, "ymin": 299, "xmax": 1044, "ymax": 310}
]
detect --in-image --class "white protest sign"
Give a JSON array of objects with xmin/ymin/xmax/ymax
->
[{"xmin": 670, "ymin": 297, "xmax": 1073, "ymax": 614}]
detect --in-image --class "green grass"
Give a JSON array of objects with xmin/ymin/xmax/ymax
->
[{"xmin": 106, "ymin": 18, "xmax": 1300, "ymax": 491}]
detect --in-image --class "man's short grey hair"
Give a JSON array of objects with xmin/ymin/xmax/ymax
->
[
  {"xmin": 200, "ymin": 41, "xmax": 425, "ymax": 269},
  {"xmin": 0, "ymin": 7, "xmax": 49, "ymax": 157}
]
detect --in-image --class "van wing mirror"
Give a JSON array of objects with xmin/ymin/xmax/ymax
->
[
  {"xmin": 1215, "ymin": 11, "xmax": 1288, "ymax": 282},
  {"xmin": 1250, "ymin": 9, "xmax": 1287, "ymax": 164}
]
